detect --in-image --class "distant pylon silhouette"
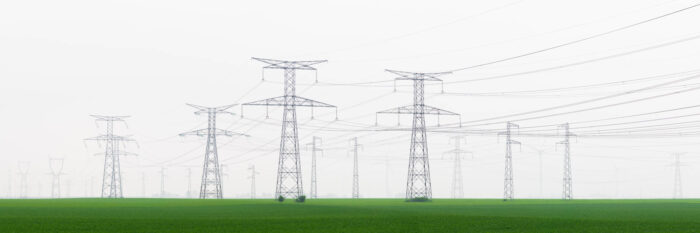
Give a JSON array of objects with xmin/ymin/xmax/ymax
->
[
  {"xmin": 349, "ymin": 137, "xmax": 363, "ymax": 199},
  {"xmin": 17, "ymin": 162, "xmax": 30, "ymax": 199},
  {"xmin": 306, "ymin": 136, "xmax": 323, "ymax": 199},
  {"xmin": 48, "ymin": 158, "xmax": 66, "ymax": 198},
  {"xmin": 499, "ymin": 122, "xmax": 520, "ymax": 201},
  {"xmin": 671, "ymin": 153, "xmax": 686, "ymax": 199},
  {"xmin": 444, "ymin": 136, "xmax": 472, "ymax": 199}
]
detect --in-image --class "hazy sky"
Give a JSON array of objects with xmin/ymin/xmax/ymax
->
[{"xmin": 2, "ymin": 0, "xmax": 700, "ymax": 199}]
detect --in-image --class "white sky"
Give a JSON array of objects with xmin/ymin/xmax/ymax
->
[{"xmin": 1, "ymin": 0, "xmax": 700, "ymax": 199}]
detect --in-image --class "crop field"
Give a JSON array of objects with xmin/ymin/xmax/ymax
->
[{"xmin": 0, "ymin": 198, "xmax": 699, "ymax": 232}]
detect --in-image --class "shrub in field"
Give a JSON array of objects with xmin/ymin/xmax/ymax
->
[
  {"xmin": 407, "ymin": 197, "xmax": 430, "ymax": 202},
  {"xmin": 295, "ymin": 195, "xmax": 306, "ymax": 203},
  {"xmin": 277, "ymin": 195, "xmax": 285, "ymax": 202}
]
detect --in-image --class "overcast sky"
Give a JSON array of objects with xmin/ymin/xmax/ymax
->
[{"xmin": 2, "ymin": 0, "xmax": 700, "ymax": 199}]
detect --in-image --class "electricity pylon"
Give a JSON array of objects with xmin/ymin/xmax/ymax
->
[
  {"xmin": 349, "ymin": 137, "xmax": 363, "ymax": 199},
  {"xmin": 85, "ymin": 115, "xmax": 137, "ymax": 198},
  {"xmin": 140, "ymin": 172, "xmax": 146, "ymax": 197},
  {"xmin": 671, "ymin": 153, "xmax": 686, "ymax": 199},
  {"xmin": 443, "ymin": 136, "xmax": 472, "ymax": 199},
  {"xmin": 48, "ymin": 158, "xmax": 66, "ymax": 198},
  {"xmin": 499, "ymin": 122, "xmax": 520, "ymax": 201},
  {"xmin": 90, "ymin": 176, "xmax": 95, "ymax": 197},
  {"xmin": 65, "ymin": 180, "xmax": 71, "ymax": 197},
  {"xmin": 557, "ymin": 123, "xmax": 574, "ymax": 200},
  {"xmin": 7, "ymin": 171, "xmax": 12, "ymax": 198},
  {"xmin": 186, "ymin": 167, "xmax": 193, "ymax": 198},
  {"xmin": 180, "ymin": 103, "xmax": 248, "ymax": 199},
  {"xmin": 376, "ymin": 70, "xmax": 461, "ymax": 200},
  {"xmin": 159, "ymin": 166, "xmax": 166, "ymax": 198},
  {"xmin": 306, "ymin": 136, "xmax": 323, "ymax": 199},
  {"xmin": 17, "ymin": 162, "xmax": 29, "ymax": 199},
  {"xmin": 242, "ymin": 58, "xmax": 337, "ymax": 199},
  {"xmin": 248, "ymin": 165, "xmax": 259, "ymax": 199},
  {"xmin": 220, "ymin": 164, "xmax": 229, "ymax": 198},
  {"xmin": 534, "ymin": 149, "xmax": 544, "ymax": 198}
]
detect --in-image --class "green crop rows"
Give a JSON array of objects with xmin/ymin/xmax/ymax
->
[{"xmin": 0, "ymin": 198, "xmax": 698, "ymax": 232}]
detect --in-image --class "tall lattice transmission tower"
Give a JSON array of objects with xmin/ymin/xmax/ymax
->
[
  {"xmin": 159, "ymin": 167, "xmax": 166, "ymax": 198},
  {"xmin": 17, "ymin": 162, "xmax": 30, "ymax": 199},
  {"xmin": 85, "ymin": 115, "xmax": 137, "ymax": 198},
  {"xmin": 306, "ymin": 136, "xmax": 323, "ymax": 199},
  {"xmin": 444, "ymin": 136, "xmax": 472, "ymax": 199},
  {"xmin": 349, "ymin": 137, "xmax": 363, "ymax": 199},
  {"xmin": 557, "ymin": 123, "xmax": 574, "ymax": 200},
  {"xmin": 48, "ymin": 158, "xmax": 66, "ymax": 198},
  {"xmin": 499, "ymin": 122, "xmax": 520, "ymax": 201},
  {"xmin": 376, "ymin": 70, "xmax": 461, "ymax": 200},
  {"xmin": 7, "ymin": 171, "xmax": 12, "ymax": 198},
  {"xmin": 242, "ymin": 57, "xmax": 337, "ymax": 199},
  {"xmin": 180, "ymin": 103, "xmax": 248, "ymax": 199},
  {"xmin": 672, "ymin": 153, "xmax": 685, "ymax": 199},
  {"xmin": 186, "ymin": 168, "xmax": 193, "ymax": 198},
  {"xmin": 248, "ymin": 165, "xmax": 259, "ymax": 199},
  {"xmin": 140, "ymin": 172, "xmax": 146, "ymax": 197}
]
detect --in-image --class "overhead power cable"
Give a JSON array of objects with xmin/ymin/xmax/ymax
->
[{"xmin": 445, "ymin": 2, "xmax": 700, "ymax": 73}]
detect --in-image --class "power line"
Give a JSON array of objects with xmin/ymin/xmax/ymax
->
[{"xmin": 446, "ymin": 2, "xmax": 700, "ymax": 73}]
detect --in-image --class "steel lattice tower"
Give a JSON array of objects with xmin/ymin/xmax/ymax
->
[
  {"xmin": 672, "ymin": 153, "xmax": 685, "ymax": 199},
  {"xmin": 159, "ymin": 167, "xmax": 166, "ymax": 198},
  {"xmin": 376, "ymin": 70, "xmax": 461, "ymax": 200},
  {"xmin": 557, "ymin": 123, "xmax": 574, "ymax": 200},
  {"xmin": 306, "ymin": 136, "xmax": 323, "ymax": 199},
  {"xmin": 140, "ymin": 173, "xmax": 146, "ymax": 197},
  {"xmin": 499, "ymin": 122, "xmax": 520, "ymax": 201},
  {"xmin": 85, "ymin": 115, "xmax": 137, "ymax": 198},
  {"xmin": 17, "ymin": 162, "xmax": 29, "ymax": 199},
  {"xmin": 349, "ymin": 137, "xmax": 363, "ymax": 199},
  {"xmin": 48, "ymin": 158, "xmax": 66, "ymax": 198},
  {"xmin": 7, "ymin": 172, "xmax": 12, "ymax": 198},
  {"xmin": 180, "ymin": 104, "xmax": 248, "ymax": 199},
  {"xmin": 186, "ymin": 168, "xmax": 193, "ymax": 198},
  {"xmin": 248, "ymin": 165, "xmax": 259, "ymax": 199},
  {"xmin": 444, "ymin": 136, "xmax": 471, "ymax": 199},
  {"xmin": 242, "ymin": 58, "xmax": 337, "ymax": 199},
  {"xmin": 535, "ymin": 149, "xmax": 545, "ymax": 197}
]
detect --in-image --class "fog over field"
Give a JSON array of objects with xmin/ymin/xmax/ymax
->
[{"xmin": 1, "ymin": 0, "xmax": 699, "ymax": 199}]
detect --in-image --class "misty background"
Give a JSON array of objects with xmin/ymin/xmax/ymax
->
[{"xmin": 1, "ymin": 0, "xmax": 700, "ymax": 199}]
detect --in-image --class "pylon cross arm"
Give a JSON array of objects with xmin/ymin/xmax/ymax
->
[
  {"xmin": 386, "ymin": 69, "xmax": 450, "ymax": 81},
  {"xmin": 242, "ymin": 96, "xmax": 335, "ymax": 108},
  {"xmin": 84, "ymin": 135, "xmax": 135, "ymax": 142},
  {"xmin": 377, "ymin": 105, "xmax": 459, "ymax": 116},
  {"xmin": 90, "ymin": 115, "xmax": 130, "ymax": 121},
  {"xmin": 252, "ymin": 57, "xmax": 327, "ymax": 70},
  {"xmin": 187, "ymin": 103, "xmax": 238, "ymax": 115},
  {"xmin": 179, "ymin": 128, "xmax": 248, "ymax": 137}
]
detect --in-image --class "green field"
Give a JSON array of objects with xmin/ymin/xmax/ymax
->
[{"xmin": 0, "ymin": 198, "xmax": 699, "ymax": 232}]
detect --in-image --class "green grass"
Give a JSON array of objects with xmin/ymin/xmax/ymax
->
[{"xmin": 1, "ymin": 198, "xmax": 699, "ymax": 232}]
